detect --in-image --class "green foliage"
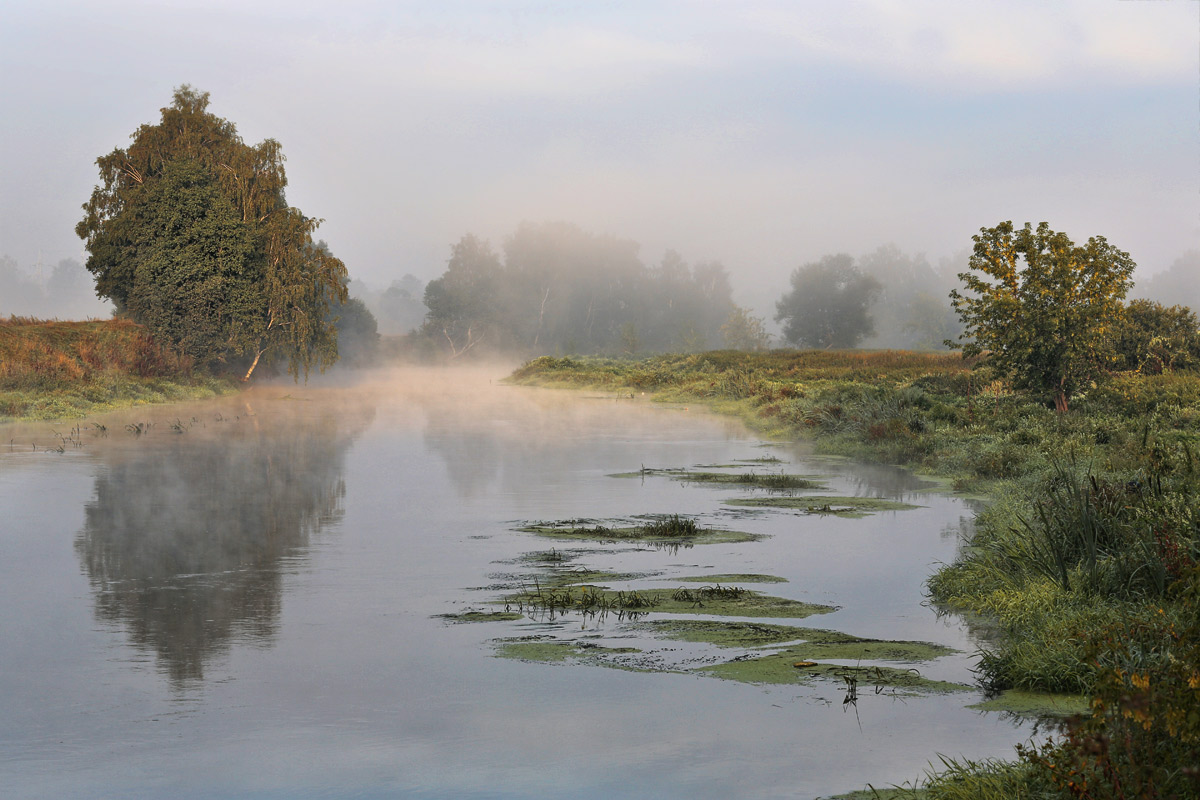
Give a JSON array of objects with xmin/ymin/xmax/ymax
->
[
  {"xmin": 124, "ymin": 160, "xmax": 263, "ymax": 364},
  {"xmin": 1111, "ymin": 298, "xmax": 1200, "ymax": 374},
  {"xmin": 776, "ymin": 254, "xmax": 882, "ymax": 349},
  {"xmin": 328, "ymin": 296, "xmax": 379, "ymax": 367},
  {"xmin": 720, "ymin": 305, "xmax": 771, "ymax": 351},
  {"xmin": 1018, "ymin": 574, "xmax": 1200, "ymax": 798},
  {"xmin": 949, "ymin": 221, "xmax": 1136, "ymax": 412},
  {"xmin": 76, "ymin": 86, "xmax": 348, "ymax": 380}
]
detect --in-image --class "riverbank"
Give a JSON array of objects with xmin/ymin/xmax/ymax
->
[
  {"xmin": 508, "ymin": 352, "xmax": 1200, "ymax": 799},
  {"xmin": 0, "ymin": 317, "xmax": 237, "ymax": 421}
]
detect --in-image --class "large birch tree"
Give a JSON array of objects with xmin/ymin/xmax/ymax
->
[{"xmin": 76, "ymin": 86, "xmax": 347, "ymax": 380}]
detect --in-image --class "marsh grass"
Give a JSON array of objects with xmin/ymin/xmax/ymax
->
[
  {"xmin": 639, "ymin": 514, "xmax": 700, "ymax": 537},
  {"xmin": 508, "ymin": 351, "xmax": 1200, "ymax": 797}
]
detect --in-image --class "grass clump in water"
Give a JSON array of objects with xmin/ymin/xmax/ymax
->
[
  {"xmin": 503, "ymin": 585, "xmax": 834, "ymax": 620},
  {"xmin": 517, "ymin": 517, "xmax": 762, "ymax": 545},
  {"xmin": 640, "ymin": 514, "xmax": 699, "ymax": 537}
]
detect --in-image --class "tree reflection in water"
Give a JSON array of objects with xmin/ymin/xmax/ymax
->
[{"xmin": 75, "ymin": 400, "xmax": 374, "ymax": 689}]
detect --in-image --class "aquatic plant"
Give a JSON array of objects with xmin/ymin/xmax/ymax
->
[{"xmin": 639, "ymin": 514, "xmax": 700, "ymax": 538}]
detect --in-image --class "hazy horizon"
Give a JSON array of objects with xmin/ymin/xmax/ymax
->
[{"xmin": 2, "ymin": 0, "xmax": 1196, "ymax": 321}]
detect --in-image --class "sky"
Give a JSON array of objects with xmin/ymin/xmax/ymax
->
[{"xmin": 2, "ymin": 0, "xmax": 1197, "ymax": 315}]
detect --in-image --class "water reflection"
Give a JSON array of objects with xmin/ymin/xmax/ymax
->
[{"xmin": 75, "ymin": 400, "xmax": 374, "ymax": 688}]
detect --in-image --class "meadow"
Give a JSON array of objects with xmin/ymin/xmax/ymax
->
[
  {"xmin": 0, "ymin": 317, "xmax": 235, "ymax": 421},
  {"xmin": 509, "ymin": 351, "xmax": 1200, "ymax": 799}
]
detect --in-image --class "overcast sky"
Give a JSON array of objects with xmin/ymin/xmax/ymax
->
[{"xmin": 2, "ymin": 0, "xmax": 1197, "ymax": 311}]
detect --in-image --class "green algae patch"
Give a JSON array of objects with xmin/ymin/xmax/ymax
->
[
  {"xmin": 494, "ymin": 637, "xmax": 647, "ymax": 669},
  {"xmin": 503, "ymin": 586, "xmax": 835, "ymax": 619},
  {"xmin": 609, "ymin": 467, "xmax": 824, "ymax": 491},
  {"xmin": 541, "ymin": 567, "xmax": 649, "ymax": 588},
  {"xmin": 643, "ymin": 619, "xmax": 955, "ymax": 661},
  {"xmin": 672, "ymin": 471, "xmax": 825, "ymax": 490},
  {"xmin": 701, "ymin": 651, "xmax": 970, "ymax": 693},
  {"xmin": 968, "ymin": 690, "xmax": 1090, "ymax": 719},
  {"xmin": 673, "ymin": 573, "xmax": 787, "ymax": 584},
  {"xmin": 639, "ymin": 619, "xmax": 809, "ymax": 648},
  {"xmin": 437, "ymin": 610, "xmax": 524, "ymax": 624},
  {"xmin": 516, "ymin": 517, "xmax": 762, "ymax": 545},
  {"xmin": 634, "ymin": 588, "xmax": 833, "ymax": 618},
  {"xmin": 725, "ymin": 495, "xmax": 922, "ymax": 517}
]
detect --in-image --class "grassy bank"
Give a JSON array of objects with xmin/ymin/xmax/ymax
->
[
  {"xmin": 0, "ymin": 317, "xmax": 237, "ymax": 421},
  {"xmin": 508, "ymin": 352, "xmax": 1200, "ymax": 798}
]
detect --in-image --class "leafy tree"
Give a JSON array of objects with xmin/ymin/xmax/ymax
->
[
  {"xmin": 1112, "ymin": 299, "xmax": 1200, "ymax": 374},
  {"xmin": 775, "ymin": 254, "xmax": 881, "ymax": 349},
  {"xmin": 76, "ymin": 86, "xmax": 347, "ymax": 380},
  {"xmin": 421, "ymin": 234, "xmax": 503, "ymax": 358},
  {"xmin": 948, "ymin": 221, "xmax": 1136, "ymax": 412},
  {"xmin": 124, "ymin": 159, "xmax": 263, "ymax": 364},
  {"xmin": 720, "ymin": 306, "xmax": 771, "ymax": 351},
  {"xmin": 328, "ymin": 296, "xmax": 380, "ymax": 367},
  {"xmin": 856, "ymin": 244, "xmax": 962, "ymax": 350}
]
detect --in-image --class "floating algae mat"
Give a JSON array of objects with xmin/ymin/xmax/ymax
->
[
  {"xmin": 675, "ymin": 621, "xmax": 965, "ymax": 692},
  {"xmin": 671, "ymin": 573, "xmax": 787, "ymax": 584},
  {"xmin": 482, "ymin": 565, "xmax": 653, "ymax": 592},
  {"xmin": 437, "ymin": 610, "xmax": 524, "ymax": 624},
  {"xmin": 494, "ymin": 636, "xmax": 649, "ymax": 671},
  {"xmin": 608, "ymin": 467, "xmax": 826, "ymax": 491},
  {"xmin": 501, "ymin": 585, "xmax": 836, "ymax": 619},
  {"xmin": 968, "ymin": 690, "xmax": 1090, "ymax": 719},
  {"xmin": 491, "ymin": 620, "xmax": 966, "ymax": 694},
  {"xmin": 725, "ymin": 495, "xmax": 922, "ymax": 517},
  {"xmin": 643, "ymin": 620, "xmax": 955, "ymax": 661},
  {"xmin": 516, "ymin": 515, "xmax": 763, "ymax": 544}
]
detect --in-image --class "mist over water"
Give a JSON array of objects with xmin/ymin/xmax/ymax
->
[{"xmin": 2, "ymin": 368, "xmax": 1034, "ymax": 798}]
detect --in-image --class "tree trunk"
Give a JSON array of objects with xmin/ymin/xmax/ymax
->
[
  {"xmin": 1054, "ymin": 388, "xmax": 1069, "ymax": 413},
  {"xmin": 242, "ymin": 349, "xmax": 265, "ymax": 382}
]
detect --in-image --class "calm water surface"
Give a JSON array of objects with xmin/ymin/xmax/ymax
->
[{"xmin": 0, "ymin": 367, "xmax": 1032, "ymax": 798}]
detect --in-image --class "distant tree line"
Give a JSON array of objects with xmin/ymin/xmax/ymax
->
[
  {"xmin": 0, "ymin": 255, "xmax": 110, "ymax": 320},
  {"xmin": 774, "ymin": 245, "xmax": 965, "ymax": 351},
  {"xmin": 407, "ymin": 221, "xmax": 763, "ymax": 359}
]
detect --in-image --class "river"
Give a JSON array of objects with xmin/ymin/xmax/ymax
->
[{"xmin": 0, "ymin": 367, "xmax": 1032, "ymax": 798}]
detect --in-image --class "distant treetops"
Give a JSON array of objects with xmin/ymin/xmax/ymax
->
[
  {"xmin": 76, "ymin": 86, "xmax": 348, "ymax": 381},
  {"xmin": 415, "ymin": 222, "xmax": 754, "ymax": 358}
]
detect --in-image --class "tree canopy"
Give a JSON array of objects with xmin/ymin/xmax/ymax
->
[
  {"xmin": 775, "ymin": 254, "xmax": 882, "ymax": 349},
  {"xmin": 76, "ymin": 86, "xmax": 348, "ymax": 379},
  {"xmin": 948, "ymin": 221, "xmax": 1136, "ymax": 412}
]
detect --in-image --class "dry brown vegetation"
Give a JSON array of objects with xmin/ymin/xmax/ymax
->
[{"xmin": 1, "ymin": 317, "xmax": 229, "ymax": 420}]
